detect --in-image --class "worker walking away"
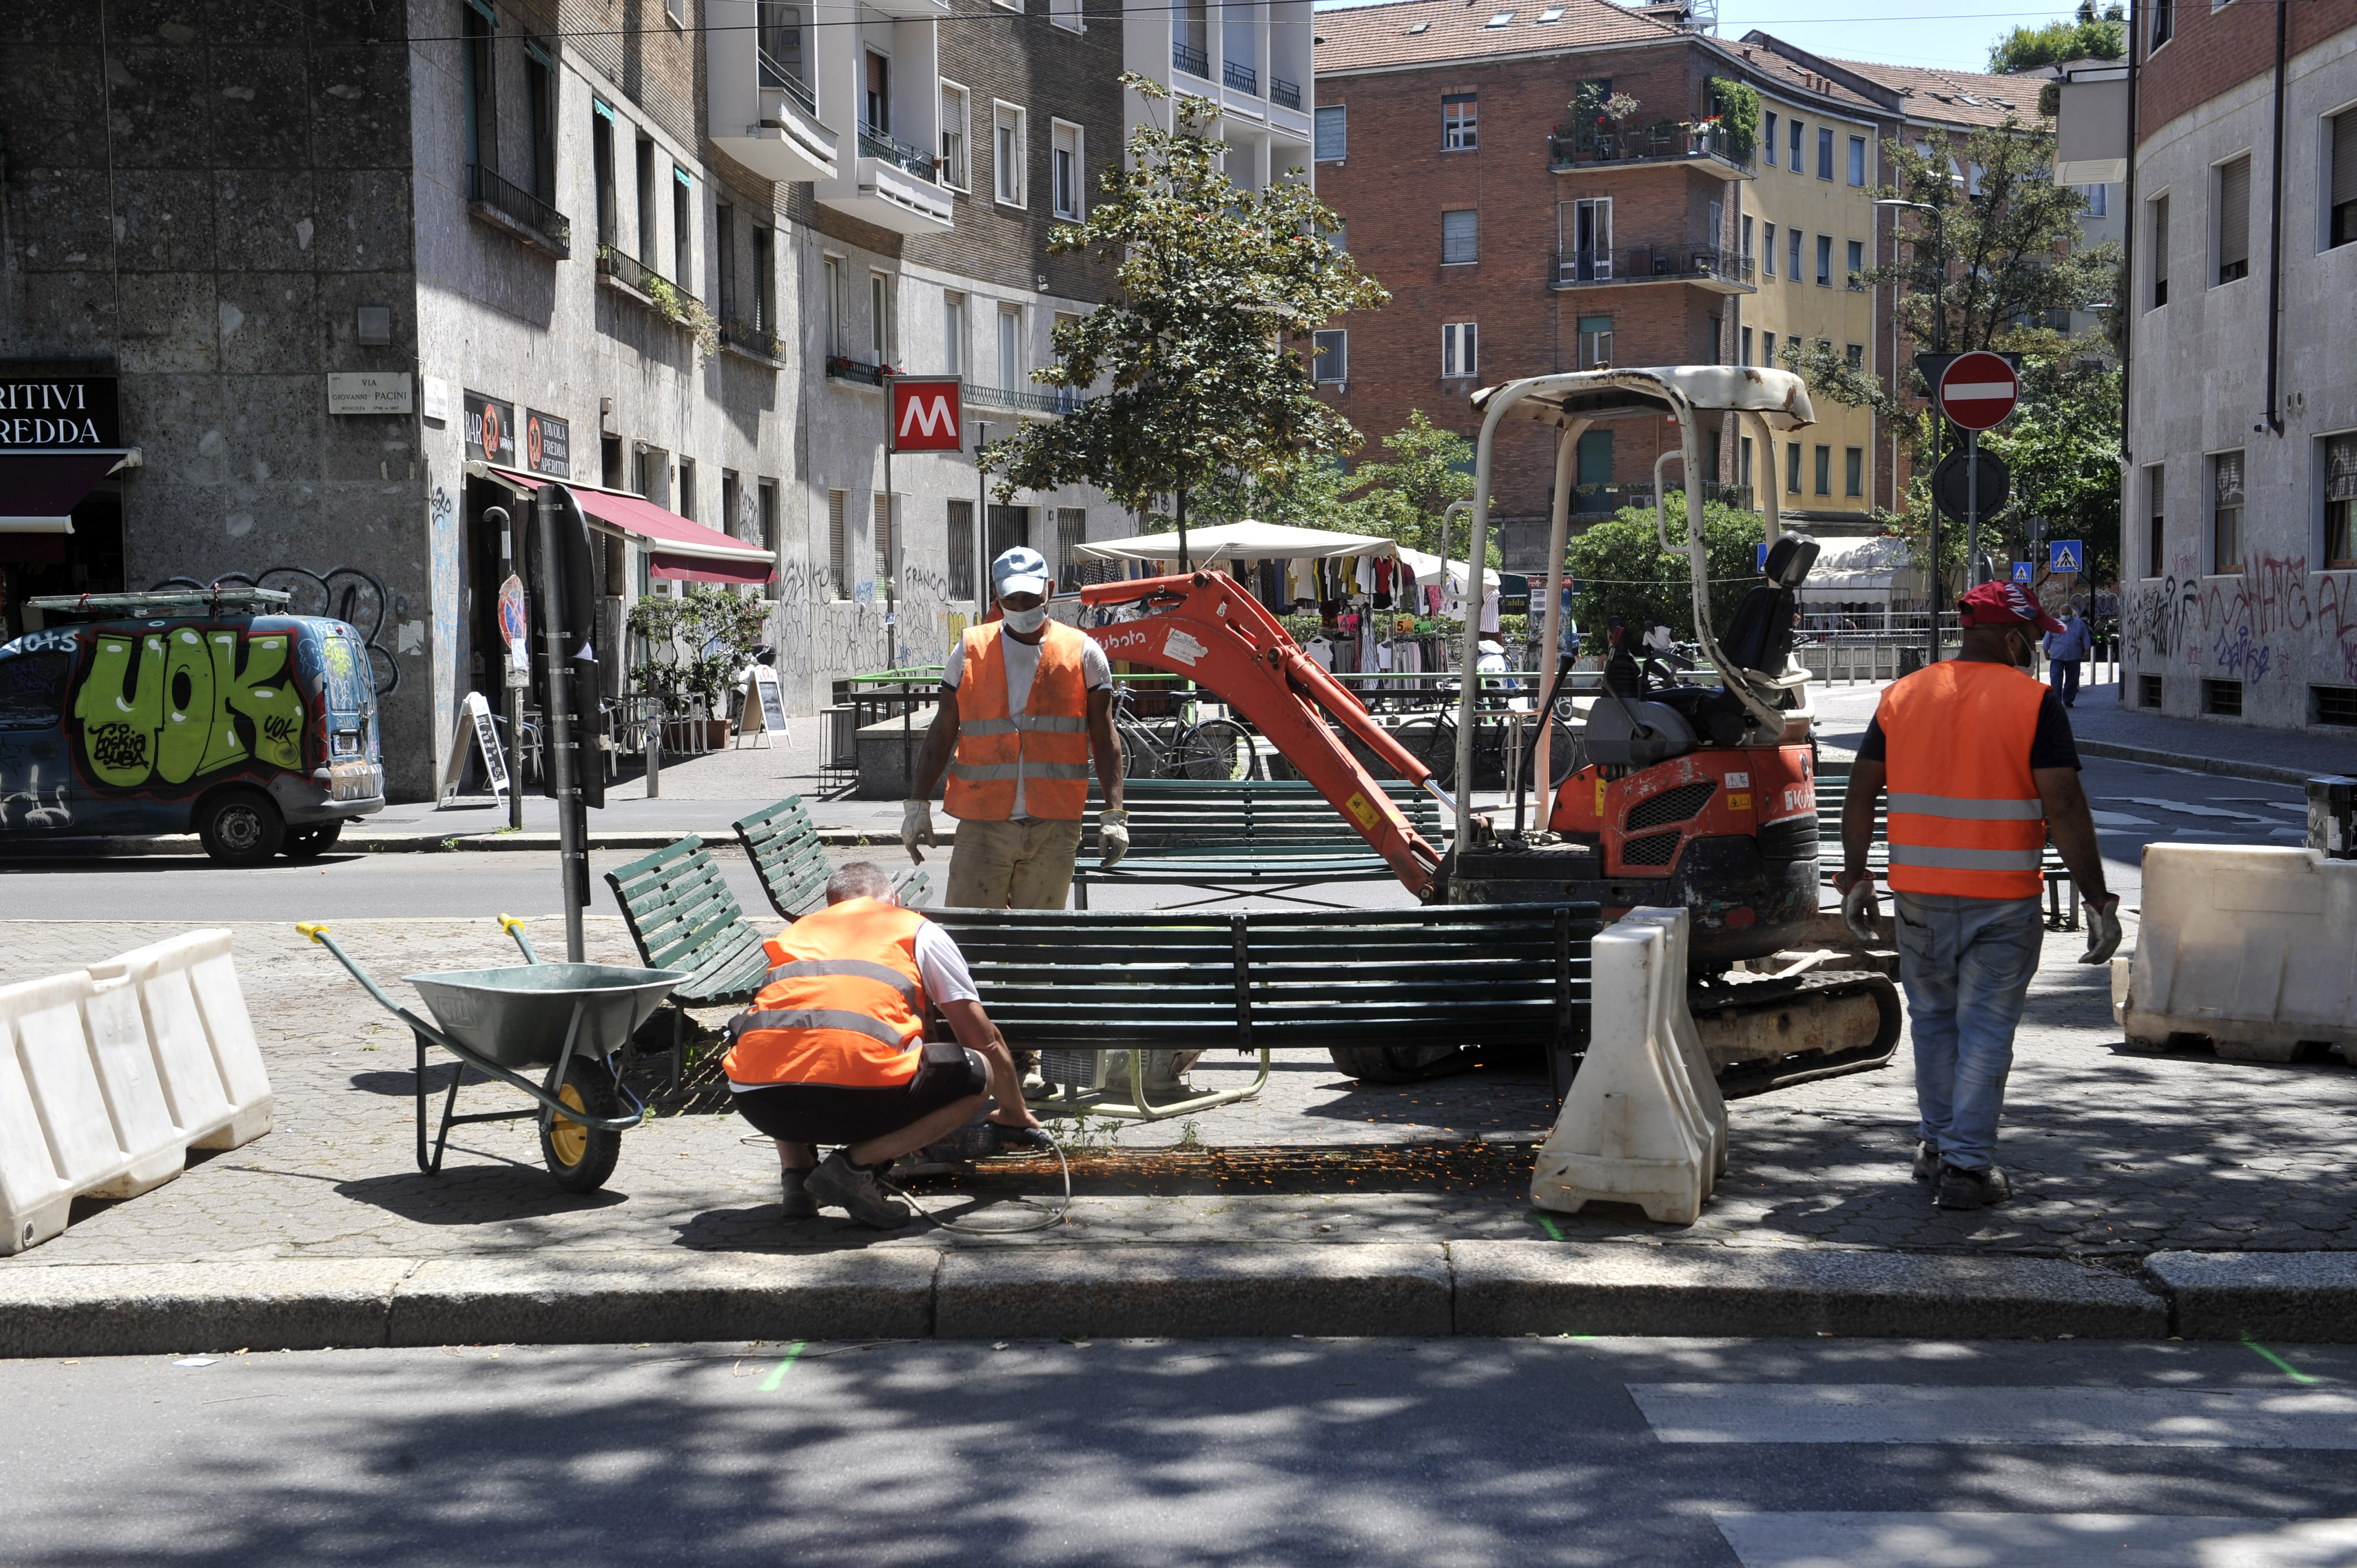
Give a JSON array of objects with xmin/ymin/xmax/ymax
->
[
  {"xmin": 904, "ymin": 545, "xmax": 1128, "ymax": 910},
  {"xmin": 1834, "ymin": 581, "xmax": 2123, "ymax": 1212},
  {"xmin": 723, "ymin": 862, "xmax": 1042, "ymax": 1229}
]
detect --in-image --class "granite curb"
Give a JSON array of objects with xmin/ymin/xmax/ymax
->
[
  {"xmin": 13, "ymin": 1241, "xmax": 2353, "ymax": 1358},
  {"xmin": 2073, "ymin": 739, "xmax": 2325, "ymax": 788}
]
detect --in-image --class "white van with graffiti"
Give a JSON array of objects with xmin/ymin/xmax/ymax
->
[{"xmin": 0, "ymin": 587, "xmax": 384, "ymax": 863}]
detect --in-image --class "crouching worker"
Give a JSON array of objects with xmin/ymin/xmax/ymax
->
[{"xmin": 722, "ymin": 861, "xmax": 1041, "ymax": 1228}]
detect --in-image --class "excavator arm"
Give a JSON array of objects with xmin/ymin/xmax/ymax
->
[{"xmin": 1079, "ymin": 571, "xmax": 1453, "ymax": 899}]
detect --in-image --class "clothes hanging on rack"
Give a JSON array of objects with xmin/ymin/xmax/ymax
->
[{"xmin": 1480, "ymin": 588, "xmax": 1501, "ymax": 635}]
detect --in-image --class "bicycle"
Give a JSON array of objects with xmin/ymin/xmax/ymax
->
[{"xmin": 1110, "ymin": 687, "xmax": 1258, "ymax": 781}]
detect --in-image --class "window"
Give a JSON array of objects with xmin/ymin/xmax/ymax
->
[
  {"xmin": 944, "ymin": 292, "xmax": 965, "ymax": 376},
  {"xmin": 1055, "ymin": 508, "xmax": 1087, "ymax": 587},
  {"xmin": 1785, "ymin": 442, "xmax": 1802, "ymax": 495},
  {"xmin": 2144, "ymin": 465, "xmax": 2166, "ymax": 577},
  {"xmin": 1763, "ymin": 111, "xmax": 1778, "ymax": 166},
  {"xmin": 721, "ymin": 470, "xmax": 742, "ymax": 540},
  {"xmin": 672, "ymin": 167, "xmax": 691, "ymax": 287},
  {"xmin": 524, "ymin": 45, "xmax": 556, "ymax": 199},
  {"xmin": 2140, "ymin": 673, "xmax": 2164, "ymax": 707},
  {"xmin": 1762, "ymin": 222, "xmax": 1775, "ymax": 277},
  {"xmin": 1484, "ymin": 9, "xmax": 1514, "ymax": 24},
  {"xmin": 717, "ymin": 204, "xmax": 737, "ymax": 319},
  {"xmin": 1844, "ymin": 447, "xmax": 1863, "ymax": 498},
  {"xmin": 2152, "ymin": 0, "xmax": 2174, "ymax": 47},
  {"xmin": 665, "ymin": 0, "xmax": 684, "ymax": 22},
  {"xmin": 2082, "ymin": 182, "xmax": 2108, "ymax": 217},
  {"xmin": 1847, "ymin": 135, "xmax": 1865, "ymax": 187},
  {"xmin": 1817, "ymin": 126, "xmax": 1834, "ymax": 180},
  {"xmin": 1740, "ymin": 436, "xmax": 1753, "ymax": 489},
  {"xmin": 2203, "ymin": 678, "xmax": 2242, "ymax": 716},
  {"xmin": 753, "ymin": 225, "xmax": 775, "ymax": 331},
  {"xmin": 1315, "ymin": 105, "xmax": 1347, "ymax": 162},
  {"xmin": 2150, "ymin": 193, "xmax": 2170, "ymax": 306},
  {"xmin": 2216, "ymin": 154, "xmax": 2251, "ymax": 283},
  {"xmin": 1789, "ymin": 117, "xmax": 1803, "ymax": 171},
  {"xmin": 1326, "ymin": 219, "xmax": 1348, "ymax": 252},
  {"xmin": 1052, "ymin": 121, "xmax": 1082, "ymax": 219},
  {"xmin": 1705, "ymin": 312, "xmax": 1721, "ymax": 364},
  {"xmin": 986, "ymin": 503, "xmax": 1030, "ymax": 563},
  {"xmin": 2331, "ymin": 109, "xmax": 2357, "ymax": 247},
  {"xmin": 1578, "ymin": 314, "xmax": 1612, "ymax": 369},
  {"xmin": 1844, "ymin": 342, "xmax": 1864, "ymax": 369},
  {"xmin": 1312, "ymin": 328, "xmax": 1347, "ymax": 383},
  {"xmin": 870, "ymin": 271, "xmax": 896, "ymax": 365},
  {"xmin": 823, "ymin": 255, "xmax": 846, "ymax": 355},
  {"xmin": 1442, "ymin": 94, "xmax": 1478, "ymax": 151},
  {"xmin": 864, "ymin": 50, "xmax": 890, "ymax": 133},
  {"xmin": 1560, "ymin": 197, "xmax": 1610, "ymax": 280},
  {"xmin": 948, "ymin": 499, "xmax": 976, "ymax": 600},
  {"xmin": 1741, "ymin": 326, "xmax": 1753, "ymax": 363},
  {"xmin": 2327, "ymin": 434, "xmax": 2357, "ymax": 568},
  {"xmin": 1788, "ymin": 228, "xmax": 1802, "ymax": 282},
  {"xmin": 2317, "ymin": 687, "xmax": 2357, "ymax": 726},
  {"xmin": 591, "ymin": 103, "xmax": 616, "ymax": 245},
  {"xmin": 462, "ymin": 2, "xmax": 496, "ymax": 174},
  {"xmin": 940, "ymin": 84, "xmax": 970, "ymax": 189},
  {"xmin": 1051, "ymin": 0, "xmax": 1082, "ymax": 30},
  {"xmin": 1816, "ymin": 234, "xmax": 1833, "ymax": 286},
  {"xmin": 758, "ymin": 481, "xmax": 780, "ymax": 599},
  {"xmin": 1814, "ymin": 445, "xmax": 1832, "ymax": 496},
  {"xmin": 827, "ymin": 490, "xmax": 848, "ymax": 599},
  {"xmin": 1741, "ymin": 214, "xmax": 1753, "ymax": 264},
  {"xmin": 635, "ymin": 136, "xmax": 656, "ymax": 264},
  {"xmin": 0, "ymin": 650, "xmax": 71, "ymax": 729},
  {"xmin": 993, "ymin": 105, "xmax": 1026, "ymax": 205},
  {"xmin": 1846, "ymin": 239, "xmax": 1865, "ymax": 288},
  {"xmin": 2212, "ymin": 450, "xmax": 2245, "ymax": 572},
  {"xmin": 1442, "ymin": 208, "xmax": 1478, "ymax": 264},
  {"xmin": 678, "ymin": 457, "xmax": 697, "ymax": 522},
  {"xmin": 1442, "ymin": 322, "xmax": 1478, "ymax": 379},
  {"xmin": 874, "ymin": 492, "xmax": 894, "ymax": 581},
  {"xmin": 1761, "ymin": 331, "xmax": 1776, "ymax": 366},
  {"xmin": 1577, "ymin": 428, "xmax": 1613, "ymax": 486},
  {"xmin": 998, "ymin": 304, "xmax": 1022, "ymax": 391}
]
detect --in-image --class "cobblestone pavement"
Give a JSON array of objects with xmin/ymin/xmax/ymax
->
[{"xmin": 2, "ymin": 911, "xmax": 2351, "ymax": 1268}]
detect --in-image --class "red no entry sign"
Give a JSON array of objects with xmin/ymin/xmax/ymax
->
[{"xmin": 1937, "ymin": 350, "xmax": 2019, "ymax": 431}]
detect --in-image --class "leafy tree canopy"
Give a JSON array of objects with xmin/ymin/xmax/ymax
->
[
  {"xmin": 1563, "ymin": 496, "xmax": 1766, "ymax": 644},
  {"xmin": 1989, "ymin": 1, "xmax": 2126, "ymax": 74}
]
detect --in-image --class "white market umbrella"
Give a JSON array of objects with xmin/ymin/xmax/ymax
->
[
  {"xmin": 1074, "ymin": 518, "xmax": 1396, "ymax": 565},
  {"xmin": 1394, "ymin": 545, "xmax": 1502, "ymax": 590}
]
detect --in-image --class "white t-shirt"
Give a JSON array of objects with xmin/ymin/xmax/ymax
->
[
  {"xmin": 725, "ymin": 917, "xmax": 976, "ymax": 1092},
  {"xmin": 943, "ymin": 629, "xmax": 1112, "ymax": 818}
]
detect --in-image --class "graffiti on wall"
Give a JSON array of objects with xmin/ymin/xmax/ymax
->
[
  {"xmin": 151, "ymin": 566, "xmax": 400, "ymax": 695},
  {"xmin": 2121, "ymin": 552, "xmax": 2357, "ymax": 687}
]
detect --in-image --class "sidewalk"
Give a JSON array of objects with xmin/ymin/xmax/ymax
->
[{"xmin": 4, "ymin": 910, "xmax": 2353, "ymax": 1352}]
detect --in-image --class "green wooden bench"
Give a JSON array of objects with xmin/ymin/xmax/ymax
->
[
  {"xmin": 1818, "ymin": 766, "xmax": 2080, "ymax": 930},
  {"xmin": 732, "ymin": 795, "xmax": 932, "ymax": 920},
  {"xmin": 925, "ymin": 902, "xmax": 1603, "ymax": 1120},
  {"xmin": 1071, "ymin": 778, "xmax": 1445, "ymax": 910},
  {"xmin": 604, "ymin": 834, "xmax": 777, "ymax": 1086}
]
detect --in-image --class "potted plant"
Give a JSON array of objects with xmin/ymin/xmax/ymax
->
[{"xmin": 629, "ymin": 587, "xmax": 773, "ymax": 753}]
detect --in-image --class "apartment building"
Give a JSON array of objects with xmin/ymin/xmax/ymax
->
[
  {"xmin": 1124, "ymin": 0, "xmax": 1318, "ymax": 190},
  {"xmin": 2070, "ymin": 0, "xmax": 2357, "ymax": 733}
]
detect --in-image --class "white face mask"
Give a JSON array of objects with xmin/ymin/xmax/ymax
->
[{"xmin": 1000, "ymin": 605, "xmax": 1048, "ymax": 633}]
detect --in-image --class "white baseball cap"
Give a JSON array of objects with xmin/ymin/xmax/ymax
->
[{"xmin": 992, "ymin": 545, "xmax": 1051, "ymax": 599}]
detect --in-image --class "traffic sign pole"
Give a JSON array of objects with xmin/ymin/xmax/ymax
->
[{"xmin": 1968, "ymin": 428, "xmax": 1982, "ymax": 586}]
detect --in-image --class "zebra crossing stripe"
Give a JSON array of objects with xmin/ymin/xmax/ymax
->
[
  {"xmin": 1628, "ymin": 1383, "xmax": 2357, "ymax": 1448},
  {"xmin": 1711, "ymin": 1511, "xmax": 2357, "ymax": 1567}
]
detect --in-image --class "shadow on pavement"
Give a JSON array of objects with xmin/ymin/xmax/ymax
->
[{"xmin": 332, "ymin": 1165, "xmax": 630, "ymax": 1224}]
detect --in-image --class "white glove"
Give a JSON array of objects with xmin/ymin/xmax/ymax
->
[
  {"xmin": 2081, "ymin": 895, "xmax": 2123, "ymax": 966},
  {"xmin": 900, "ymin": 799, "xmax": 935, "ymax": 863},
  {"xmin": 1098, "ymin": 808, "xmax": 1130, "ymax": 870},
  {"xmin": 1841, "ymin": 875, "xmax": 1880, "ymax": 945}
]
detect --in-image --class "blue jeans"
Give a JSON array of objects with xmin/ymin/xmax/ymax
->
[
  {"xmin": 1890, "ymin": 892, "xmax": 2045, "ymax": 1172},
  {"xmin": 2051, "ymin": 658, "xmax": 2081, "ymax": 705}
]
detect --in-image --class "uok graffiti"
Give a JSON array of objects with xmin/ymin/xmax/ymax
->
[{"xmin": 70, "ymin": 626, "xmax": 307, "ymax": 790}]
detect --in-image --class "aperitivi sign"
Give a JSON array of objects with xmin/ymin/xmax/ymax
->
[{"xmin": 0, "ymin": 375, "xmax": 119, "ymax": 448}]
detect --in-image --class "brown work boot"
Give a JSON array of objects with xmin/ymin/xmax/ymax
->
[
  {"xmin": 805, "ymin": 1151, "xmax": 913, "ymax": 1229},
  {"xmin": 1935, "ymin": 1163, "xmax": 2012, "ymax": 1210}
]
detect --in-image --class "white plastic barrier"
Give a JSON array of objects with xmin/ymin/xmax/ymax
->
[
  {"xmin": 1530, "ymin": 906, "xmax": 1728, "ymax": 1225},
  {"xmin": 0, "ymin": 930, "xmax": 271, "ymax": 1255},
  {"xmin": 2113, "ymin": 844, "xmax": 2357, "ymax": 1064}
]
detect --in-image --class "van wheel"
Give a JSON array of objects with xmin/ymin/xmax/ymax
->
[
  {"xmin": 197, "ymin": 790, "xmax": 286, "ymax": 865},
  {"xmin": 282, "ymin": 821, "xmax": 344, "ymax": 860}
]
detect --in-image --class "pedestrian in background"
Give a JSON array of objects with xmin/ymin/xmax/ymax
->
[
  {"xmin": 2043, "ymin": 603, "xmax": 2090, "ymax": 709},
  {"xmin": 1835, "ymin": 581, "xmax": 2122, "ymax": 1212}
]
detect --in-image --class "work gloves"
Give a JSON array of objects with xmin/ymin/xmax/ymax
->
[
  {"xmin": 1840, "ymin": 875, "xmax": 1880, "ymax": 945},
  {"xmin": 2080, "ymin": 894, "xmax": 2124, "ymax": 966},
  {"xmin": 900, "ymin": 799, "xmax": 935, "ymax": 863},
  {"xmin": 1098, "ymin": 808, "xmax": 1131, "ymax": 870}
]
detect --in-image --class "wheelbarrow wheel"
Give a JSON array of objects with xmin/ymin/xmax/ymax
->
[{"xmin": 540, "ymin": 1056, "xmax": 624, "ymax": 1193}]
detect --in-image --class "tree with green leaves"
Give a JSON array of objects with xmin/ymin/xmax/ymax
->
[
  {"xmin": 1563, "ymin": 496, "xmax": 1765, "ymax": 644},
  {"xmin": 984, "ymin": 75, "xmax": 1390, "ymax": 564},
  {"xmin": 1337, "ymin": 411, "xmax": 1488, "ymax": 560},
  {"xmin": 1980, "ymin": 349, "xmax": 2123, "ymax": 585},
  {"xmin": 1988, "ymin": 0, "xmax": 2125, "ymax": 74}
]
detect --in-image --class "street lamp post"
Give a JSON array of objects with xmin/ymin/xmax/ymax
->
[{"xmin": 1878, "ymin": 195, "xmax": 1951, "ymax": 666}]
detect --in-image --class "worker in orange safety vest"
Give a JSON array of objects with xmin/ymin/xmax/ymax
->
[
  {"xmin": 723, "ymin": 860, "xmax": 1042, "ymax": 1228},
  {"xmin": 1836, "ymin": 580, "xmax": 2121, "ymax": 1213}
]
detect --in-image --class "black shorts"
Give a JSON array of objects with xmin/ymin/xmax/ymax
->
[{"xmin": 730, "ymin": 1045, "xmax": 989, "ymax": 1146}]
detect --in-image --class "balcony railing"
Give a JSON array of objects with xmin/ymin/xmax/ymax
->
[
  {"xmin": 1547, "ymin": 121, "xmax": 1751, "ymax": 173},
  {"xmin": 964, "ymin": 380, "xmax": 1082, "ymax": 416},
  {"xmin": 1269, "ymin": 75, "xmax": 1302, "ymax": 110},
  {"xmin": 858, "ymin": 125, "xmax": 938, "ymax": 183},
  {"xmin": 597, "ymin": 244, "xmax": 696, "ymax": 308},
  {"xmin": 1172, "ymin": 40, "xmax": 1209, "ymax": 78},
  {"xmin": 758, "ymin": 49, "xmax": 819, "ymax": 118},
  {"xmin": 1573, "ymin": 480, "xmax": 1756, "ymax": 515},
  {"xmin": 827, "ymin": 354, "xmax": 892, "ymax": 387},
  {"xmin": 721, "ymin": 316, "xmax": 784, "ymax": 362},
  {"xmin": 466, "ymin": 162, "xmax": 572, "ymax": 256},
  {"xmin": 1552, "ymin": 245, "xmax": 1753, "ymax": 288},
  {"xmin": 1223, "ymin": 59, "xmax": 1257, "ymax": 95}
]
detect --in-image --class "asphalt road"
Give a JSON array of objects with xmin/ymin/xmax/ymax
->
[{"xmin": 4, "ymin": 1336, "xmax": 2352, "ymax": 1566}]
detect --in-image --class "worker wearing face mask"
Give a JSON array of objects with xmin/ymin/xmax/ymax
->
[
  {"xmin": 1834, "ymin": 580, "xmax": 2121, "ymax": 1214},
  {"xmin": 905, "ymin": 546, "xmax": 1126, "ymax": 918}
]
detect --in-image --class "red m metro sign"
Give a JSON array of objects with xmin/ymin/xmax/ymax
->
[{"xmin": 889, "ymin": 375, "xmax": 962, "ymax": 452}]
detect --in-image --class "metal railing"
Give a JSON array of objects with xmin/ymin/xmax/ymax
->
[
  {"xmin": 964, "ymin": 379, "xmax": 1082, "ymax": 416},
  {"xmin": 858, "ymin": 125, "xmax": 938, "ymax": 182},
  {"xmin": 758, "ymin": 49, "xmax": 819, "ymax": 117},
  {"xmin": 1270, "ymin": 75, "xmax": 1301, "ymax": 110},
  {"xmin": 721, "ymin": 316, "xmax": 783, "ymax": 360},
  {"xmin": 1223, "ymin": 59, "xmax": 1257, "ymax": 94},
  {"xmin": 827, "ymin": 355, "xmax": 891, "ymax": 387},
  {"xmin": 596, "ymin": 244, "xmax": 694, "ymax": 307},
  {"xmin": 1571, "ymin": 480, "xmax": 1754, "ymax": 515},
  {"xmin": 1547, "ymin": 121, "xmax": 1751, "ymax": 172},
  {"xmin": 466, "ymin": 162, "xmax": 572, "ymax": 254},
  {"xmin": 1552, "ymin": 245, "xmax": 1752, "ymax": 288},
  {"xmin": 1172, "ymin": 39, "xmax": 1209, "ymax": 78}
]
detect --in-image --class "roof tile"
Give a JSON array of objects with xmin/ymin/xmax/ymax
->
[{"xmin": 1314, "ymin": 0, "xmax": 1677, "ymax": 75}]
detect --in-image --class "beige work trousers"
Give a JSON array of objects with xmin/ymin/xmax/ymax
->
[{"xmin": 945, "ymin": 816, "xmax": 1085, "ymax": 909}]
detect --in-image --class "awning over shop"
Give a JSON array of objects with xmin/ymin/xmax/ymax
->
[
  {"xmin": 476, "ymin": 465, "xmax": 776, "ymax": 583},
  {"xmin": 1074, "ymin": 519, "xmax": 1396, "ymax": 565},
  {"xmin": 0, "ymin": 448, "xmax": 139, "ymax": 530}
]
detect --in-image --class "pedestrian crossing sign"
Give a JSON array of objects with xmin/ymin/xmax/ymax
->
[
  {"xmin": 2012, "ymin": 562, "xmax": 2033, "ymax": 584},
  {"xmin": 2049, "ymin": 540, "xmax": 2083, "ymax": 574}
]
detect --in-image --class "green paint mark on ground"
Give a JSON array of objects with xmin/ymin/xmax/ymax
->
[
  {"xmin": 2242, "ymin": 1333, "xmax": 2320, "ymax": 1385},
  {"xmin": 758, "ymin": 1341, "xmax": 807, "ymax": 1391},
  {"xmin": 1535, "ymin": 1214, "xmax": 1565, "ymax": 1242}
]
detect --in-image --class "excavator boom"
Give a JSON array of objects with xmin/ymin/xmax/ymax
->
[{"xmin": 1079, "ymin": 571, "xmax": 1450, "ymax": 898}]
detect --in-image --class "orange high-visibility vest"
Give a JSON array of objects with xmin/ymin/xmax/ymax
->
[
  {"xmin": 943, "ymin": 619, "xmax": 1093, "ymax": 821},
  {"xmin": 1878, "ymin": 659, "xmax": 2050, "ymax": 900},
  {"xmin": 721, "ymin": 899, "xmax": 930, "ymax": 1089}
]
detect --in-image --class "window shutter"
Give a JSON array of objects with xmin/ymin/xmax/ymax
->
[
  {"xmin": 873, "ymin": 492, "xmax": 892, "ymax": 579},
  {"xmin": 1314, "ymin": 105, "xmax": 1346, "ymax": 162},
  {"xmin": 2334, "ymin": 110, "xmax": 2357, "ymax": 208},
  {"xmin": 2328, "ymin": 434, "xmax": 2357, "ymax": 504},
  {"xmin": 827, "ymin": 489, "xmax": 847, "ymax": 597},
  {"xmin": 2214, "ymin": 450, "xmax": 2245, "ymax": 509},
  {"xmin": 1442, "ymin": 209, "xmax": 1478, "ymax": 264},
  {"xmin": 2218, "ymin": 156, "xmax": 2251, "ymax": 272}
]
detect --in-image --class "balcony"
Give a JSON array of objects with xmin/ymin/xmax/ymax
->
[
  {"xmin": 817, "ymin": 125, "xmax": 954, "ymax": 234},
  {"xmin": 720, "ymin": 315, "xmax": 786, "ymax": 367},
  {"xmin": 1546, "ymin": 121, "xmax": 1753, "ymax": 179},
  {"xmin": 1573, "ymin": 480, "xmax": 1755, "ymax": 517},
  {"xmin": 1551, "ymin": 245, "xmax": 1754, "ymax": 294},
  {"xmin": 1270, "ymin": 75, "xmax": 1302, "ymax": 111},
  {"xmin": 1223, "ymin": 59, "xmax": 1257, "ymax": 95},
  {"xmin": 596, "ymin": 244, "xmax": 697, "ymax": 314},
  {"xmin": 465, "ymin": 163, "xmax": 571, "ymax": 257},
  {"xmin": 709, "ymin": 47, "xmax": 836, "ymax": 184},
  {"xmin": 826, "ymin": 355, "xmax": 892, "ymax": 388},
  {"xmin": 963, "ymin": 380, "xmax": 1083, "ymax": 417},
  {"xmin": 1173, "ymin": 40, "xmax": 1210, "ymax": 79}
]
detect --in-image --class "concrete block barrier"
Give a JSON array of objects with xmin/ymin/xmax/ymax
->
[
  {"xmin": 2114, "ymin": 844, "xmax": 2357, "ymax": 1063},
  {"xmin": 88, "ymin": 930, "xmax": 274, "ymax": 1151},
  {"xmin": 1530, "ymin": 907, "xmax": 1725, "ymax": 1224},
  {"xmin": 1, "ymin": 972, "xmax": 114, "ymax": 1255},
  {"xmin": 2143, "ymin": 1251, "xmax": 2357, "ymax": 1343},
  {"xmin": 934, "ymin": 1244, "xmax": 1455, "ymax": 1339}
]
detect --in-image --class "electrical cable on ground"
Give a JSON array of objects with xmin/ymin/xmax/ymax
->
[{"xmin": 741, "ymin": 1127, "xmax": 1077, "ymax": 1234}]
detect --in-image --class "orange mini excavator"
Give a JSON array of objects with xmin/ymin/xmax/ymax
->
[{"xmin": 1076, "ymin": 366, "xmax": 1899, "ymax": 1093}]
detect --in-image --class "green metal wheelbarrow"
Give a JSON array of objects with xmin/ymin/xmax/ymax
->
[{"xmin": 300, "ymin": 915, "xmax": 687, "ymax": 1192}]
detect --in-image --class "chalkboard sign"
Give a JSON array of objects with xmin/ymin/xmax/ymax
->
[
  {"xmin": 739, "ymin": 665, "xmax": 790, "ymax": 751},
  {"xmin": 436, "ymin": 691, "xmax": 510, "ymax": 804}
]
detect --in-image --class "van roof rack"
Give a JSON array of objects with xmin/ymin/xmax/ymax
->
[{"xmin": 24, "ymin": 587, "xmax": 296, "ymax": 624}]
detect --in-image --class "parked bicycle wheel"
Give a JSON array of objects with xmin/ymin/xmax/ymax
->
[
  {"xmin": 1175, "ymin": 718, "xmax": 1255, "ymax": 781},
  {"xmin": 1115, "ymin": 720, "xmax": 1159, "ymax": 779},
  {"xmin": 1392, "ymin": 716, "xmax": 1455, "ymax": 790}
]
